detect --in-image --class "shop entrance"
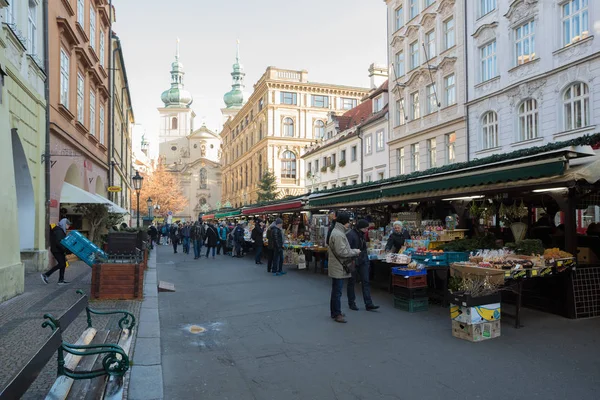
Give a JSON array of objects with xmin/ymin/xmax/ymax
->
[{"xmin": 11, "ymin": 129, "xmax": 35, "ymax": 251}]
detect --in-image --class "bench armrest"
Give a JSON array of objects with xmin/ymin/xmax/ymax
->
[
  {"xmin": 76, "ymin": 290, "xmax": 136, "ymax": 330},
  {"xmin": 59, "ymin": 342, "xmax": 129, "ymax": 379}
]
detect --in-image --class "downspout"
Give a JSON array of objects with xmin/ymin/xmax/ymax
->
[
  {"xmin": 464, "ymin": 0, "xmax": 470, "ymax": 161},
  {"xmin": 108, "ymin": 0, "xmax": 114, "ymax": 200},
  {"xmin": 359, "ymin": 128, "xmax": 364, "ymax": 183},
  {"xmin": 43, "ymin": 0, "xmax": 50, "ymax": 246}
]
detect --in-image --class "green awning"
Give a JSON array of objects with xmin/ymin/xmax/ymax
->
[
  {"xmin": 215, "ymin": 210, "xmax": 241, "ymax": 219},
  {"xmin": 310, "ymin": 188, "xmax": 382, "ymax": 207}
]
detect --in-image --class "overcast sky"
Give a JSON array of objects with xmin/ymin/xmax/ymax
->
[{"xmin": 113, "ymin": 0, "xmax": 388, "ymax": 149}]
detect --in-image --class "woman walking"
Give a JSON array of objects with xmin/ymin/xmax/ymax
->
[{"xmin": 205, "ymin": 221, "xmax": 219, "ymax": 259}]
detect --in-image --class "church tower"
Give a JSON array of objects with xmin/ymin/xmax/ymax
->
[
  {"xmin": 158, "ymin": 39, "xmax": 196, "ymax": 143},
  {"xmin": 221, "ymin": 40, "xmax": 249, "ymax": 123}
]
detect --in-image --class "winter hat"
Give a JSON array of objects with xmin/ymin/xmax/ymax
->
[
  {"xmin": 275, "ymin": 218, "xmax": 283, "ymax": 225},
  {"xmin": 336, "ymin": 212, "xmax": 350, "ymax": 225},
  {"xmin": 357, "ymin": 219, "xmax": 369, "ymax": 229}
]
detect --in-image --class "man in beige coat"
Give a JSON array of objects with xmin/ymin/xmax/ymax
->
[{"xmin": 328, "ymin": 212, "xmax": 361, "ymax": 323}]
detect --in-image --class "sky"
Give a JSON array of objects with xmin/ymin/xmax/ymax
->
[{"xmin": 113, "ymin": 0, "xmax": 388, "ymax": 154}]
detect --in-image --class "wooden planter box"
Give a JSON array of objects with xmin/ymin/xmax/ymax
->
[{"xmin": 91, "ymin": 263, "xmax": 144, "ymax": 300}]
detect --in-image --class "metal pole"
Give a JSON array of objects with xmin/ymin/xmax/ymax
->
[{"xmin": 136, "ymin": 191, "xmax": 140, "ymax": 228}]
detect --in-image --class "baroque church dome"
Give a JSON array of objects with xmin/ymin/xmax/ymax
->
[{"xmin": 161, "ymin": 40, "xmax": 193, "ymax": 108}]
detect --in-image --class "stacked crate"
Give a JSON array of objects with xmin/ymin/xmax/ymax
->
[
  {"xmin": 449, "ymin": 292, "xmax": 502, "ymax": 342},
  {"xmin": 391, "ymin": 268, "xmax": 428, "ymax": 312}
]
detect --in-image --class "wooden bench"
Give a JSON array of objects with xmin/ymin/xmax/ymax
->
[{"xmin": 0, "ymin": 290, "xmax": 136, "ymax": 400}]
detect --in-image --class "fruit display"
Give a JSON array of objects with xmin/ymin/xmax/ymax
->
[{"xmin": 543, "ymin": 248, "xmax": 573, "ymax": 260}]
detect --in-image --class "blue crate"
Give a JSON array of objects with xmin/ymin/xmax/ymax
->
[
  {"xmin": 61, "ymin": 231, "xmax": 107, "ymax": 267},
  {"xmin": 426, "ymin": 260, "xmax": 449, "ymax": 267},
  {"xmin": 445, "ymin": 252, "xmax": 469, "ymax": 264},
  {"xmin": 428, "ymin": 254, "xmax": 447, "ymax": 261},
  {"xmin": 411, "ymin": 254, "xmax": 428, "ymax": 263},
  {"xmin": 392, "ymin": 267, "xmax": 427, "ymax": 276}
]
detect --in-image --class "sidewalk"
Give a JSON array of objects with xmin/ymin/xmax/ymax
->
[{"xmin": 0, "ymin": 260, "xmax": 142, "ymax": 399}]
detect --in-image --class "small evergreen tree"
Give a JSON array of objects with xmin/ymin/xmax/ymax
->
[{"xmin": 257, "ymin": 170, "xmax": 279, "ymax": 202}]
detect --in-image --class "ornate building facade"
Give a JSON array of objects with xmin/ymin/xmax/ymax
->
[
  {"xmin": 220, "ymin": 53, "xmax": 370, "ymax": 207},
  {"xmin": 466, "ymin": 0, "xmax": 600, "ymax": 159},
  {"xmin": 385, "ymin": 0, "xmax": 467, "ymax": 176}
]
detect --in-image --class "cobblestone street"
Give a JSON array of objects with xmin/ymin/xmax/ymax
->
[{"xmin": 0, "ymin": 261, "xmax": 141, "ymax": 399}]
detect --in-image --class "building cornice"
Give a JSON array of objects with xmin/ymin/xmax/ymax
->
[{"xmin": 388, "ymin": 116, "xmax": 466, "ymax": 146}]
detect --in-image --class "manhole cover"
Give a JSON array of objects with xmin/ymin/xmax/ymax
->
[{"xmin": 189, "ymin": 325, "xmax": 206, "ymax": 334}]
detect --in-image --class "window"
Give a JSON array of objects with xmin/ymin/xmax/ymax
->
[
  {"xmin": 281, "ymin": 151, "xmax": 297, "ymax": 179},
  {"xmin": 283, "ymin": 117, "xmax": 294, "ymax": 137},
  {"xmin": 341, "ymin": 182, "xmax": 347, "ymax": 187},
  {"xmin": 411, "ymin": 143, "xmax": 420, "ymax": 171},
  {"xmin": 5, "ymin": 0, "xmax": 16, "ymax": 24},
  {"xmin": 373, "ymin": 95, "xmax": 384, "ymax": 113},
  {"xmin": 518, "ymin": 99, "xmax": 538, "ymax": 141},
  {"xmin": 77, "ymin": 0, "xmax": 84, "ymax": 26},
  {"xmin": 171, "ymin": 117, "xmax": 178, "ymax": 129},
  {"xmin": 258, "ymin": 155, "xmax": 263, "ymax": 178},
  {"xmin": 378, "ymin": 172, "xmax": 385, "ymax": 180},
  {"xmin": 28, "ymin": 1, "xmax": 37, "ymax": 55},
  {"xmin": 99, "ymin": 105, "xmax": 105, "ymax": 144},
  {"xmin": 411, "ymin": 91, "xmax": 420, "ymax": 120},
  {"xmin": 77, "ymin": 73, "xmax": 84, "ymax": 124},
  {"xmin": 425, "ymin": 0, "xmax": 435, "ymax": 6},
  {"xmin": 352, "ymin": 179, "xmax": 358, "ymax": 185},
  {"xmin": 376, "ymin": 130, "xmax": 385, "ymax": 152},
  {"xmin": 444, "ymin": 18, "xmax": 455, "ymax": 50},
  {"xmin": 445, "ymin": 133, "xmax": 456, "ymax": 163},
  {"xmin": 562, "ymin": 0, "xmax": 589, "ymax": 46},
  {"xmin": 482, "ymin": 111, "xmax": 498, "ymax": 149},
  {"xmin": 397, "ymin": 147, "xmax": 405, "ymax": 175},
  {"xmin": 426, "ymin": 84, "xmax": 438, "ymax": 114},
  {"xmin": 89, "ymin": 7, "xmax": 96, "ymax": 50},
  {"xmin": 341, "ymin": 98, "xmax": 357, "ymax": 110},
  {"xmin": 515, "ymin": 21, "xmax": 535, "ymax": 65},
  {"xmin": 314, "ymin": 120, "xmax": 325, "ymax": 139},
  {"xmin": 427, "ymin": 138, "xmax": 437, "ymax": 168},
  {"xmin": 366, "ymin": 174, "xmax": 373, "ymax": 182},
  {"xmin": 395, "ymin": 51, "xmax": 405, "ymax": 77},
  {"xmin": 341, "ymin": 149, "xmax": 346, "ymax": 161},
  {"xmin": 425, "ymin": 30, "xmax": 436, "ymax": 59},
  {"xmin": 444, "ymin": 74, "xmax": 456, "ymax": 106},
  {"xmin": 99, "ymin": 30, "xmax": 105, "ymax": 67},
  {"xmin": 200, "ymin": 168, "xmax": 207, "ymax": 189},
  {"xmin": 480, "ymin": 41, "xmax": 497, "ymax": 82},
  {"xmin": 331, "ymin": 153, "xmax": 336, "ymax": 166},
  {"xmin": 308, "ymin": 162, "xmax": 312, "ymax": 174},
  {"xmin": 480, "ymin": 0, "xmax": 496, "ymax": 16},
  {"xmin": 259, "ymin": 98, "xmax": 264, "ymax": 111},
  {"xmin": 280, "ymin": 92, "xmax": 297, "ymax": 105},
  {"xmin": 89, "ymin": 90, "xmax": 96, "ymax": 136},
  {"xmin": 396, "ymin": 98, "xmax": 406, "ymax": 126},
  {"xmin": 259, "ymin": 123, "xmax": 264, "ymax": 139},
  {"xmin": 312, "ymin": 95, "xmax": 329, "ymax": 108},
  {"xmin": 351, "ymin": 145, "xmax": 357, "ymax": 161},
  {"xmin": 60, "ymin": 50, "xmax": 70, "ymax": 107},
  {"xmin": 395, "ymin": 6, "xmax": 404, "ymax": 30},
  {"xmin": 365, "ymin": 134, "xmax": 373, "ymax": 155},
  {"xmin": 315, "ymin": 159, "xmax": 319, "ymax": 172},
  {"xmin": 409, "ymin": 41, "xmax": 420, "ymax": 70},
  {"xmin": 409, "ymin": 0, "xmax": 419, "ymax": 19},
  {"xmin": 563, "ymin": 82, "xmax": 590, "ymax": 131}
]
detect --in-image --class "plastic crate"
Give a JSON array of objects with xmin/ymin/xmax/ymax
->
[
  {"xmin": 411, "ymin": 254, "xmax": 428, "ymax": 263},
  {"xmin": 393, "ymin": 286, "xmax": 428, "ymax": 299},
  {"xmin": 392, "ymin": 267, "xmax": 426, "ymax": 276},
  {"xmin": 428, "ymin": 254, "xmax": 447, "ymax": 262},
  {"xmin": 445, "ymin": 252, "xmax": 470, "ymax": 264},
  {"xmin": 427, "ymin": 260, "xmax": 449, "ymax": 267},
  {"xmin": 392, "ymin": 274, "xmax": 427, "ymax": 288},
  {"xmin": 393, "ymin": 296, "xmax": 429, "ymax": 312},
  {"xmin": 61, "ymin": 231, "xmax": 107, "ymax": 267}
]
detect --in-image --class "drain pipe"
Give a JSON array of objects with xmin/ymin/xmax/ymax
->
[
  {"xmin": 108, "ymin": 0, "xmax": 114, "ymax": 200},
  {"xmin": 43, "ymin": 0, "xmax": 51, "ymax": 246},
  {"xmin": 464, "ymin": 0, "xmax": 470, "ymax": 161}
]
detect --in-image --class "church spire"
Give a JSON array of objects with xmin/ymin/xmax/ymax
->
[
  {"xmin": 160, "ymin": 38, "xmax": 193, "ymax": 108},
  {"xmin": 223, "ymin": 39, "xmax": 247, "ymax": 109}
]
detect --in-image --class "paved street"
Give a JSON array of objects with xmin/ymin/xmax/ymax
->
[{"xmin": 156, "ymin": 246, "xmax": 600, "ymax": 400}]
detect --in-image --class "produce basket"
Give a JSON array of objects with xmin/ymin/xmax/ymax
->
[{"xmin": 391, "ymin": 267, "xmax": 426, "ymax": 276}]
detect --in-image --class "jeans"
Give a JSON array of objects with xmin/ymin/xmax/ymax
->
[
  {"xmin": 162, "ymin": 236, "xmax": 168, "ymax": 245},
  {"xmin": 182, "ymin": 237, "xmax": 190, "ymax": 254},
  {"xmin": 272, "ymin": 249, "xmax": 284, "ymax": 273},
  {"xmin": 347, "ymin": 262, "xmax": 374, "ymax": 307},
  {"xmin": 206, "ymin": 246, "xmax": 216, "ymax": 258},
  {"xmin": 216, "ymin": 241, "xmax": 224, "ymax": 255},
  {"xmin": 254, "ymin": 245, "xmax": 263, "ymax": 263},
  {"xmin": 330, "ymin": 278, "xmax": 345, "ymax": 318},
  {"xmin": 45, "ymin": 251, "xmax": 67, "ymax": 281},
  {"xmin": 267, "ymin": 249, "xmax": 274, "ymax": 272},
  {"xmin": 172, "ymin": 238, "xmax": 179, "ymax": 252},
  {"xmin": 193, "ymin": 239, "xmax": 202, "ymax": 258}
]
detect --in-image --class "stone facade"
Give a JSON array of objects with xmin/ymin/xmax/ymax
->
[
  {"xmin": 466, "ymin": 0, "xmax": 600, "ymax": 159},
  {"xmin": 220, "ymin": 67, "xmax": 369, "ymax": 207},
  {"xmin": 385, "ymin": 0, "xmax": 467, "ymax": 176}
]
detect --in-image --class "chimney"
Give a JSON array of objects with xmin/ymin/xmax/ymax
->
[{"xmin": 368, "ymin": 63, "xmax": 388, "ymax": 89}]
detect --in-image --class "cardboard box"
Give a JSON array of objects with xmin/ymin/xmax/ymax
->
[
  {"xmin": 452, "ymin": 320, "xmax": 501, "ymax": 342},
  {"xmin": 450, "ymin": 303, "xmax": 501, "ymax": 324},
  {"xmin": 577, "ymin": 247, "xmax": 599, "ymax": 265},
  {"xmin": 450, "ymin": 264, "xmax": 505, "ymax": 285}
]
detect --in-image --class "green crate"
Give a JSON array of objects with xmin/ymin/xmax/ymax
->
[{"xmin": 393, "ymin": 296, "xmax": 429, "ymax": 313}]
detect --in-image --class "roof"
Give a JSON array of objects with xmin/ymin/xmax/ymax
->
[
  {"xmin": 367, "ymin": 79, "xmax": 389, "ymax": 100},
  {"xmin": 301, "ymin": 130, "xmax": 360, "ymax": 158},
  {"xmin": 339, "ymin": 99, "xmax": 373, "ymax": 130}
]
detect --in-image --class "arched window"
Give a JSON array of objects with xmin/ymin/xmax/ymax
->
[
  {"xmin": 283, "ymin": 117, "xmax": 294, "ymax": 137},
  {"xmin": 199, "ymin": 168, "xmax": 207, "ymax": 189},
  {"xmin": 518, "ymin": 99, "xmax": 538, "ymax": 141},
  {"xmin": 563, "ymin": 82, "xmax": 590, "ymax": 131},
  {"xmin": 259, "ymin": 123, "xmax": 264, "ymax": 140},
  {"xmin": 258, "ymin": 155, "xmax": 263, "ymax": 179},
  {"xmin": 171, "ymin": 117, "xmax": 178, "ymax": 129},
  {"xmin": 481, "ymin": 111, "xmax": 498, "ymax": 149},
  {"xmin": 314, "ymin": 120, "xmax": 325, "ymax": 139},
  {"xmin": 281, "ymin": 151, "xmax": 297, "ymax": 179},
  {"xmin": 244, "ymin": 165, "xmax": 248, "ymax": 187}
]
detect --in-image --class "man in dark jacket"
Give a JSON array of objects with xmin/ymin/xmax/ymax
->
[
  {"xmin": 251, "ymin": 221, "xmax": 265, "ymax": 265},
  {"xmin": 190, "ymin": 221, "xmax": 203, "ymax": 259},
  {"xmin": 41, "ymin": 218, "xmax": 72, "ymax": 285},
  {"xmin": 266, "ymin": 221, "xmax": 275, "ymax": 272},
  {"xmin": 233, "ymin": 222, "xmax": 245, "ymax": 257},
  {"xmin": 326, "ymin": 210, "xmax": 337, "ymax": 245},
  {"xmin": 346, "ymin": 219, "xmax": 379, "ymax": 311},
  {"xmin": 148, "ymin": 224, "xmax": 158, "ymax": 249},
  {"xmin": 205, "ymin": 222, "xmax": 219, "ymax": 259},
  {"xmin": 385, "ymin": 221, "xmax": 411, "ymax": 253},
  {"xmin": 271, "ymin": 218, "xmax": 286, "ymax": 276},
  {"xmin": 170, "ymin": 223, "xmax": 180, "ymax": 253}
]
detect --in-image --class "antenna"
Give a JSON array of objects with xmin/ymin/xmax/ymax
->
[{"xmin": 422, "ymin": 43, "xmax": 441, "ymax": 109}]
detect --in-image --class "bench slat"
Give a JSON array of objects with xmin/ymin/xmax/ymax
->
[
  {"xmin": 78, "ymin": 330, "xmax": 122, "ymax": 400},
  {"xmin": 0, "ymin": 329, "xmax": 62, "ymax": 400},
  {"xmin": 58, "ymin": 295, "xmax": 90, "ymax": 331},
  {"xmin": 102, "ymin": 329, "xmax": 134, "ymax": 400},
  {"xmin": 64, "ymin": 330, "xmax": 110, "ymax": 400}
]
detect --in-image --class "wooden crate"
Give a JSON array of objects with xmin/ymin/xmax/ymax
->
[{"xmin": 91, "ymin": 263, "xmax": 144, "ymax": 300}]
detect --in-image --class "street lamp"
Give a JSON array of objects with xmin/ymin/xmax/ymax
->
[
  {"xmin": 132, "ymin": 170, "xmax": 144, "ymax": 227},
  {"xmin": 147, "ymin": 197, "xmax": 153, "ymax": 219}
]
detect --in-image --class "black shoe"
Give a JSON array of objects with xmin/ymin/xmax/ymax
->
[
  {"xmin": 57, "ymin": 280, "xmax": 70, "ymax": 285},
  {"xmin": 349, "ymin": 304, "xmax": 359, "ymax": 311},
  {"xmin": 366, "ymin": 304, "xmax": 380, "ymax": 311},
  {"xmin": 41, "ymin": 274, "xmax": 48, "ymax": 284}
]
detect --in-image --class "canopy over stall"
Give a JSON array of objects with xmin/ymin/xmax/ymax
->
[{"xmin": 60, "ymin": 183, "xmax": 128, "ymax": 214}]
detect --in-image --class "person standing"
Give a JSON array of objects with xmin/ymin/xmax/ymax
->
[
  {"xmin": 216, "ymin": 222, "xmax": 228, "ymax": 255},
  {"xmin": 205, "ymin": 221, "xmax": 219, "ymax": 259},
  {"xmin": 181, "ymin": 222, "xmax": 191, "ymax": 254},
  {"xmin": 252, "ymin": 221, "xmax": 265, "ymax": 265},
  {"xmin": 328, "ymin": 212, "xmax": 361, "ymax": 323},
  {"xmin": 170, "ymin": 223, "xmax": 180, "ymax": 253},
  {"xmin": 385, "ymin": 221, "xmax": 411, "ymax": 253},
  {"xmin": 190, "ymin": 221, "xmax": 202, "ymax": 260},
  {"xmin": 161, "ymin": 224, "xmax": 169, "ymax": 245},
  {"xmin": 233, "ymin": 222, "xmax": 245, "ymax": 258},
  {"xmin": 41, "ymin": 218, "xmax": 72, "ymax": 285},
  {"xmin": 266, "ymin": 220, "xmax": 275, "ymax": 272},
  {"xmin": 148, "ymin": 223, "xmax": 158, "ymax": 249},
  {"xmin": 270, "ymin": 219, "xmax": 286, "ymax": 276},
  {"xmin": 347, "ymin": 219, "xmax": 379, "ymax": 311},
  {"xmin": 326, "ymin": 210, "xmax": 338, "ymax": 245}
]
